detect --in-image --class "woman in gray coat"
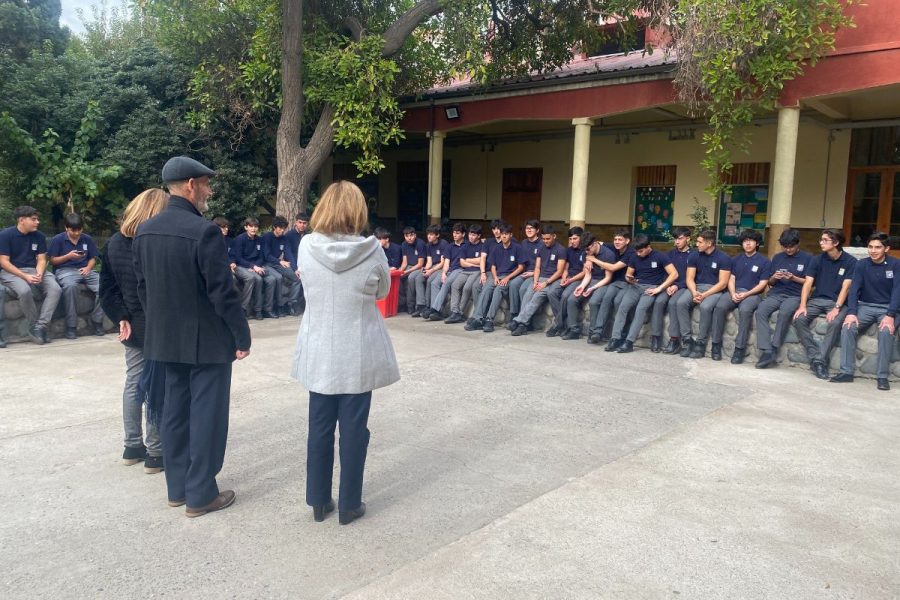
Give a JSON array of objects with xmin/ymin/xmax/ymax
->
[{"xmin": 292, "ymin": 181, "xmax": 400, "ymax": 524}]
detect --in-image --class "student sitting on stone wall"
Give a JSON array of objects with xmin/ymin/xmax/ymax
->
[{"xmin": 48, "ymin": 213, "xmax": 106, "ymax": 339}]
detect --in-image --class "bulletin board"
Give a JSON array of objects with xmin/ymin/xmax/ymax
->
[
  {"xmin": 718, "ymin": 185, "xmax": 769, "ymax": 245},
  {"xmin": 633, "ymin": 186, "xmax": 675, "ymax": 242}
]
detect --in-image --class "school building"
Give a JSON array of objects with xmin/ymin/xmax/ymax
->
[{"xmin": 322, "ymin": 0, "xmax": 900, "ymax": 256}]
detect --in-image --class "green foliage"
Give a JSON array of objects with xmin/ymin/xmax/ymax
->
[
  {"xmin": 0, "ymin": 0, "xmax": 69, "ymax": 59},
  {"xmin": 663, "ymin": 196, "xmax": 713, "ymax": 243}
]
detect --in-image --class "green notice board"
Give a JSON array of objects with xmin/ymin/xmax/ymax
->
[
  {"xmin": 718, "ymin": 185, "xmax": 769, "ymax": 245},
  {"xmin": 634, "ymin": 186, "xmax": 675, "ymax": 242}
]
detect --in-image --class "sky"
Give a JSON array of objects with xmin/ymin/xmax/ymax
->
[{"xmin": 60, "ymin": 0, "xmax": 103, "ymax": 34}]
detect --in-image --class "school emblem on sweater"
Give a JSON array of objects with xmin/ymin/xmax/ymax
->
[
  {"xmin": 797, "ymin": 264, "xmax": 804, "ymax": 271},
  {"xmin": 31, "ymin": 243, "xmax": 38, "ymax": 251}
]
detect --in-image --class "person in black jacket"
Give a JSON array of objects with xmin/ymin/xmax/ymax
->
[
  {"xmin": 133, "ymin": 156, "xmax": 251, "ymax": 518},
  {"xmin": 100, "ymin": 189, "xmax": 171, "ymax": 474}
]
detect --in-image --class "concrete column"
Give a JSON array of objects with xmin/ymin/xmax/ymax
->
[
  {"xmin": 768, "ymin": 107, "xmax": 800, "ymax": 256},
  {"xmin": 569, "ymin": 118, "xmax": 595, "ymax": 229},
  {"xmin": 427, "ymin": 131, "xmax": 446, "ymax": 226}
]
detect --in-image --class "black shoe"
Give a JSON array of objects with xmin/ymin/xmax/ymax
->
[
  {"xmin": 93, "ymin": 323, "xmax": 106, "ymax": 336},
  {"xmin": 339, "ymin": 502, "xmax": 366, "ymax": 525},
  {"xmin": 605, "ymin": 338, "xmax": 623, "ymax": 352},
  {"xmin": 482, "ymin": 319, "xmax": 495, "ymax": 333},
  {"xmin": 616, "ymin": 340, "xmax": 634, "ymax": 353},
  {"xmin": 65, "ymin": 327, "xmax": 77, "ymax": 340},
  {"xmin": 313, "ymin": 499, "xmax": 336, "ymax": 522},
  {"xmin": 444, "ymin": 312, "xmax": 464, "ymax": 324},
  {"xmin": 427, "ymin": 310, "xmax": 443, "ymax": 321},
  {"xmin": 710, "ymin": 343, "xmax": 722, "ymax": 361},
  {"xmin": 688, "ymin": 340, "xmax": 707, "ymax": 359},
  {"xmin": 811, "ymin": 361, "xmax": 829, "ymax": 380},
  {"xmin": 510, "ymin": 322, "xmax": 528, "ymax": 336},
  {"xmin": 122, "ymin": 445, "xmax": 147, "ymax": 466},
  {"xmin": 561, "ymin": 328, "xmax": 581, "ymax": 341},
  {"xmin": 144, "ymin": 455, "xmax": 164, "ymax": 474},
  {"xmin": 420, "ymin": 308, "xmax": 433, "ymax": 319},
  {"xmin": 829, "ymin": 373, "xmax": 854, "ymax": 383},
  {"xmin": 731, "ymin": 347, "xmax": 746, "ymax": 365},
  {"xmin": 587, "ymin": 333, "xmax": 602, "ymax": 345},
  {"xmin": 663, "ymin": 338, "xmax": 681, "ymax": 355},
  {"xmin": 412, "ymin": 305, "xmax": 427, "ymax": 318},
  {"xmin": 464, "ymin": 318, "xmax": 483, "ymax": 331},
  {"xmin": 0, "ymin": 331, "xmax": 6, "ymax": 349},
  {"xmin": 265, "ymin": 310, "xmax": 281, "ymax": 319},
  {"xmin": 756, "ymin": 351, "xmax": 776, "ymax": 369},
  {"xmin": 506, "ymin": 320, "xmax": 517, "ymax": 331},
  {"xmin": 650, "ymin": 336, "xmax": 661, "ymax": 353},
  {"xmin": 545, "ymin": 325, "xmax": 561, "ymax": 338},
  {"xmin": 877, "ymin": 378, "xmax": 890, "ymax": 391},
  {"xmin": 28, "ymin": 325, "xmax": 46, "ymax": 345},
  {"xmin": 679, "ymin": 338, "xmax": 694, "ymax": 358},
  {"xmin": 255, "ymin": 312, "xmax": 264, "ymax": 321}
]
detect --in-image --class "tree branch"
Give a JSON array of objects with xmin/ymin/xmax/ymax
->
[
  {"xmin": 344, "ymin": 16, "xmax": 364, "ymax": 41},
  {"xmin": 381, "ymin": 0, "xmax": 445, "ymax": 57},
  {"xmin": 278, "ymin": 0, "xmax": 303, "ymax": 151}
]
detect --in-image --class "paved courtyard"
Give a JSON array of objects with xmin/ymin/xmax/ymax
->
[{"xmin": 1, "ymin": 316, "xmax": 897, "ymax": 599}]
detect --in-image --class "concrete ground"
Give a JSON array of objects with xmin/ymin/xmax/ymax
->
[{"xmin": 0, "ymin": 315, "xmax": 897, "ymax": 599}]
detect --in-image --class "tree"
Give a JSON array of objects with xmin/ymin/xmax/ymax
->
[{"xmin": 0, "ymin": 0, "xmax": 69, "ymax": 59}]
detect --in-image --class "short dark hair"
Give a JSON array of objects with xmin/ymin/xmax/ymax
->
[
  {"xmin": 468, "ymin": 224, "xmax": 483, "ymax": 236},
  {"xmin": 868, "ymin": 231, "xmax": 890, "ymax": 246},
  {"xmin": 272, "ymin": 216, "xmax": 288, "ymax": 229},
  {"xmin": 212, "ymin": 216, "xmax": 229, "ymax": 228},
  {"xmin": 632, "ymin": 234, "xmax": 651, "ymax": 250},
  {"xmin": 540, "ymin": 224, "xmax": 556, "ymax": 236},
  {"xmin": 778, "ymin": 228, "xmax": 800, "ymax": 247},
  {"xmin": 13, "ymin": 206, "xmax": 38, "ymax": 220},
  {"xmin": 402, "ymin": 226, "xmax": 416, "ymax": 235},
  {"xmin": 498, "ymin": 222, "xmax": 514, "ymax": 234},
  {"xmin": 426, "ymin": 224, "xmax": 441, "ymax": 235},
  {"xmin": 295, "ymin": 212, "xmax": 310, "ymax": 222},
  {"xmin": 672, "ymin": 226, "xmax": 691, "ymax": 239},
  {"xmin": 821, "ymin": 228, "xmax": 844, "ymax": 248},
  {"xmin": 64, "ymin": 213, "xmax": 84, "ymax": 230},
  {"xmin": 568, "ymin": 226, "xmax": 584, "ymax": 237},
  {"xmin": 525, "ymin": 219, "xmax": 541, "ymax": 229},
  {"xmin": 452, "ymin": 222, "xmax": 467, "ymax": 234},
  {"xmin": 490, "ymin": 219, "xmax": 504, "ymax": 229},
  {"xmin": 613, "ymin": 228, "xmax": 632, "ymax": 241},
  {"xmin": 244, "ymin": 216, "xmax": 259, "ymax": 227},
  {"xmin": 697, "ymin": 229, "xmax": 717, "ymax": 243},
  {"xmin": 580, "ymin": 232, "xmax": 597, "ymax": 249},
  {"xmin": 738, "ymin": 229, "xmax": 763, "ymax": 245},
  {"xmin": 374, "ymin": 227, "xmax": 391, "ymax": 240}
]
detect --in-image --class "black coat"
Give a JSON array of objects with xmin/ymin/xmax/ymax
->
[
  {"xmin": 134, "ymin": 196, "xmax": 251, "ymax": 364},
  {"xmin": 99, "ymin": 232, "xmax": 145, "ymax": 349}
]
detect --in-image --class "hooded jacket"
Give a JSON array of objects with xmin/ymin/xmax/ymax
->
[{"xmin": 291, "ymin": 232, "xmax": 400, "ymax": 394}]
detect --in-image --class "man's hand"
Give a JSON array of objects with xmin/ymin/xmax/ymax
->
[
  {"xmin": 843, "ymin": 314, "xmax": 859, "ymax": 329},
  {"xmin": 693, "ymin": 292, "xmax": 704, "ymax": 304},
  {"xmin": 666, "ymin": 284, "xmax": 678, "ymax": 297},
  {"xmin": 231, "ymin": 262, "xmax": 237, "ymax": 272},
  {"xmin": 793, "ymin": 306, "xmax": 807, "ymax": 321},
  {"xmin": 235, "ymin": 349, "xmax": 250, "ymax": 360},
  {"xmin": 252, "ymin": 265, "xmax": 265, "ymax": 275},
  {"xmin": 825, "ymin": 307, "xmax": 840, "ymax": 323},
  {"xmin": 441, "ymin": 272, "xmax": 447, "ymax": 283},
  {"xmin": 646, "ymin": 287, "xmax": 661, "ymax": 296},
  {"xmin": 879, "ymin": 315, "xmax": 896, "ymax": 335},
  {"xmin": 117, "ymin": 320, "xmax": 132, "ymax": 342},
  {"xmin": 279, "ymin": 259, "xmax": 291, "ymax": 269},
  {"xmin": 480, "ymin": 273, "xmax": 487, "ymax": 284},
  {"xmin": 79, "ymin": 266, "xmax": 92, "ymax": 276}
]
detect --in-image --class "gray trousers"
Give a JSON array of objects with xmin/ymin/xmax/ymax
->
[
  {"xmin": 793, "ymin": 297, "xmax": 846, "ymax": 365},
  {"xmin": 449, "ymin": 271, "xmax": 481, "ymax": 315},
  {"xmin": 515, "ymin": 279, "xmax": 562, "ymax": 325},
  {"xmin": 123, "ymin": 346, "xmax": 162, "ymax": 455},
  {"xmin": 589, "ymin": 280, "xmax": 628, "ymax": 336},
  {"xmin": 610, "ymin": 283, "xmax": 643, "ymax": 340},
  {"xmin": 416, "ymin": 270, "xmax": 441, "ymax": 307},
  {"xmin": 711, "ymin": 289, "xmax": 760, "ymax": 348},
  {"xmin": 430, "ymin": 270, "xmax": 462, "ymax": 313},
  {"xmin": 0, "ymin": 268, "xmax": 61, "ymax": 328},
  {"xmin": 508, "ymin": 274, "xmax": 531, "ymax": 315},
  {"xmin": 55, "ymin": 267, "xmax": 105, "ymax": 328},
  {"xmin": 839, "ymin": 303, "xmax": 897, "ymax": 379},
  {"xmin": 407, "ymin": 270, "xmax": 427, "ymax": 308},
  {"xmin": 755, "ymin": 293, "xmax": 801, "ymax": 352},
  {"xmin": 622, "ymin": 284, "xmax": 670, "ymax": 342},
  {"xmin": 268, "ymin": 263, "xmax": 302, "ymax": 307},
  {"xmin": 667, "ymin": 288, "xmax": 692, "ymax": 338},
  {"xmin": 674, "ymin": 283, "xmax": 719, "ymax": 342},
  {"xmin": 234, "ymin": 266, "xmax": 278, "ymax": 312},
  {"xmin": 474, "ymin": 278, "xmax": 512, "ymax": 320},
  {"xmin": 0, "ymin": 284, "xmax": 7, "ymax": 336}
]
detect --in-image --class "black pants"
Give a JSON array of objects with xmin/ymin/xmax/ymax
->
[
  {"xmin": 162, "ymin": 362, "xmax": 232, "ymax": 508},
  {"xmin": 306, "ymin": 391, "xmax": 372, "ymax": 511}
]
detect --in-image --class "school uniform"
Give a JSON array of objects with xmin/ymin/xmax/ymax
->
[
  {"xmin": 429, "ymin": 240, "xmax": 465, "ymax": 314},
  {"xmin": 472, "ymin": 241, "xmax": 526, "ymax": 323},
  {"xmin": 588, "ymin": 246, "xmax": 634, "ymax": 338},
  {"xmin": 262, "ymin": 231, "xmax": 303, "ymax": 313},
  {"xmin": 514, "ymin": 242, "xmax": 566, "ymax": 326},
  {"xmin": 233, "ymin": 232, "xmax": 280, "ymax": 315},
  {"xmin": 665, "ymin": 247, "xmax": 692, "ymax": 341},
  {"xmin": 48, "ymin": 231, "xmax": 106, "ymax": 331},
  {"xmin": 793, "ymin": 251, "xmax": 857, "ymax": 368},
  {"xmin": 382, "ymin": 242, "xmax": 403, "ymax": 269},
  {"xmin": 755, "ymin": 250, "xmax": 812, "ymax": 353},
  {"xmin": 615, "ymin": 250, "xmax": 673, "ymax": 344},
  {"xmin": 401, "ymin": 238, "xmax": 426, "ymax": 312},
  {"xmin": 675, "ymin": 248, "xmax": 733, "ymax": 344},
  {"xmin": 509, "ymin": 238, "xmax": 541, "ymax": 317},
  {"xmin": 836, "ymin": 256, "xmax": 899, "ymax": 381},
  {"xmin": 448, "ymin": 241, "xmax": 485, "ymax": 317},
  {"xmin": 710, "ymin": 252, "xmax": 771, "ymax": 350},
  {"xmin": 0, "ymin": 226, "xmax": 62, "ymax": 335},
  {"xmin": 578, "ymin": 245, "xmax": 618, "ymax": 337},
  {"xmin": 418, "ymin": 239, "xmax": 451, "ymax": 308}
]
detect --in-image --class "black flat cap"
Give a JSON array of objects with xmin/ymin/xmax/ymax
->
[{"xmin": 161, "ymin": 156, "xmax": 216, "ymax": 183}]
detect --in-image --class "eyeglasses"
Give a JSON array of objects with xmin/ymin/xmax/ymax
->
[{"xmin": 819, "ymin": 238, "xmax": 834, "ymax": 244}]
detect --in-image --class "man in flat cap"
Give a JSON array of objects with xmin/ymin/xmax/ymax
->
[{"xmin": 134, "ymin": 155, "xmax": 251, "ymax": 517}]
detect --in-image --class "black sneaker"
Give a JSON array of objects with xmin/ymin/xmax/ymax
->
[
  {"xmin": 93, "ymin": 323, "xmax": 106, "ymax": 336},
  {"xmin": 0, "ymin": 330, "xmax": 6, "ymax": 349},
  {"xmin": 561, "ymin": 328, "xmax": 581, "ymax": 340},
  {"xmin": 123, "ymin": 445, "xmax": 147, "ymax": 466},
  {"xmin": 144, "ymin": 455, "xmax": 164, "ymax": 474},
  {"xmin": 464, "ymin": 318, "xmax": 483, "ymax": 331},
  {"xmin": 482, "ymin": 319, "xmax": 495, "ymax": 333},
  {"xmin": 511, "ymin": 322, "xmax": 528, "ymax": 336},
  {"xmin": 587, "ymin": 332, "xmax": 602, "ymax": 345},
  {"xmin": 427, "ymin": 311, "xmax": 444, "ymax": 321},
  {"xmin": 65, "ymin": 327, "xmax": 77, "ymax": 340},
  {"xmin": 28, "ymin": 325, "xmax": 46, "ymax": 345},
  {"xmin": 262, "ymin": 310, "xmax": 280, "ymax": 319},
  {"xmin": 444, "ymin": 312, "xmax": 464, "ymax": 324},
  {"xmin": 255, "ymin": 312, "xmax": 265, "ymax": 321},
  {"xmin": 545, "ymin": 325, "xmax": 560, "ymax": 338}
]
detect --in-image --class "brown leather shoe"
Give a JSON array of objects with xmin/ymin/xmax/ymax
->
[
  {"xmin": 185, "ymin": 490, "xmax": 235, "ymax": 518},
  {"xmin": 167, "ymin": 499, "xmax": 186, "ymax": 507}
]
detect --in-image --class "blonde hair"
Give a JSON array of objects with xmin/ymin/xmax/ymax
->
[
  {"xmin": 120, "ymin": 188, "xmax": 170, "ymax": 237},
  {"xmin": 309, "ymin": 181, "xmax": 368, "ymax": 236}
]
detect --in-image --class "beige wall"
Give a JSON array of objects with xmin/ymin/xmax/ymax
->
[{"xmin": 375, "ymin": 122, "xmax": 850, "ymax": 230}]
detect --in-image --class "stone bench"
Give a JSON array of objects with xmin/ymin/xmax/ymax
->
[{"xmin": 1, "ymin": 284, "xmax": 113, "ymax": 344}]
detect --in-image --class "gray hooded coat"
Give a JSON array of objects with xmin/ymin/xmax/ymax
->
[{"xmin": 291, "ymin": 232, "xmax": 400, "ymax": 394}]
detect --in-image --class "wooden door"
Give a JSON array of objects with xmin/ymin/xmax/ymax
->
[
  {"xmin": 501, "ymin": 168, "xmax": 542, "ymax": 236},
  {"xmin": 844, "ymin": 167, "xmax": 900, "ymax": 255}
]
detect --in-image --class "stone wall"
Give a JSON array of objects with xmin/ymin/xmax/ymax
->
[{"xmin": 1, "ymin": 285, "xmax": 113, "ymax": 343}]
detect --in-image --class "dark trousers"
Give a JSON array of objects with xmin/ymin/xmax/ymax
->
[
  {"xmin": 306, "ymin": 391, "xmax": 372, "ymax": 511},
  {"xmin": 162, "ymin": 362, "xmax": 232, "ymax": 508}
]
